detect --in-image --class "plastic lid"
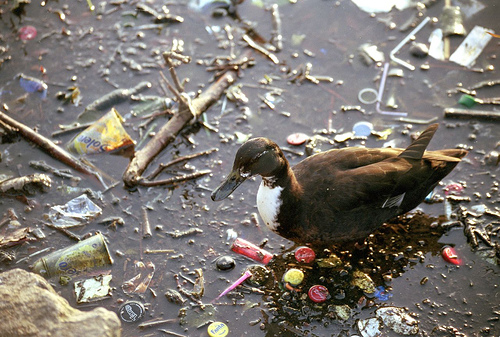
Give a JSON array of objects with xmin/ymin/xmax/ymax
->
[
  {"xmin": 283, "ymin": 268, "xmax": 304, "ymax": 286},
  {"xmin": 207, "ymin": 322, "xmax": 229, "ymax": 337},
  {"xmin": 352, "ymin": 121, "xmax": 373, "ymax": 137},
  {"xmin": 287, "ymin": 133, "xmax": 309, "ymax": 145},
  {"xmin": 119, "ymin": 301, "xmax": 145, "ymax": 323},
  {"xmin": 308, "ymin": 285, "xmax": 330, "ymax": 303},
  {"xmin": 294, "ymin": 246, "xmax": 316, "ymax": 263}
]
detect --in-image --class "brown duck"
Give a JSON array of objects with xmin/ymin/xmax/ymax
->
[{"xmin": 211, "ymin": 124, "xmax": 467, "ymax": 246}]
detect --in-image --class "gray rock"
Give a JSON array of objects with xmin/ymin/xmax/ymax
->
[{"xmin": 0, "ymin": 268, "xmax": 121, "ymax": 337}]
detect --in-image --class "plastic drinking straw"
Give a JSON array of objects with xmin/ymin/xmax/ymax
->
[
  {"xmin": 212, "ymin": 270, "xmax": 253, "ymax": 303},
  {"xmin": 389, "ymin": 16, "xmax": 431, "ymax": 71},
  {"xmin": 376, "ymin": 62, "xmax": 408, "ymax": 117}
]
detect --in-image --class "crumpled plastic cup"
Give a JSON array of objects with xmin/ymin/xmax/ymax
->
[{"xmin": 67, "ymin": 108, "xmax": 134, "ymax": 155}]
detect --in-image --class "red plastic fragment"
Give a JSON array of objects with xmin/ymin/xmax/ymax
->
[
  {"xmin": 19, "ymin": 26, "xmax": 37, "ymax": 41},
  {"xmin": 444, "ymin": 183, "xmax": 463, "ymax": 196},
  {"xmin": 442, "ymin": 246, "xmax": 462, "ymax": 265},
  {"xmin": 231, "ymin": 238, "xmax": 273, "ymax": 264}
]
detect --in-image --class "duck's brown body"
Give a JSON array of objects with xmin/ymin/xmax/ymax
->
[{"xmin": 212, "ymin": 124, "xmax": 468, "ymax": 246}]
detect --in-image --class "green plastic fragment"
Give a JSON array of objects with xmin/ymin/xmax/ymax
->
[{"xmin": 458, "ymin": 94, "xmax": 476, "ymax": 108}]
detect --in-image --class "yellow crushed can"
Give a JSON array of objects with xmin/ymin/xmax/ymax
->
[{"xmin": 32, "ymin": 233, "xmax": 113, "ymax": 279}]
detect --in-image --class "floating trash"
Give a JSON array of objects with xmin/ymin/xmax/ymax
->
[
  {"xmin": 374, "ymin": 285, "xmax": 393, "ymax": 301},
  {"xmin": 48, "ymin": 194, "xmax": 102, "ymax": 228},
  {"xmin": 74, "ymin": 274, "xmax": 112, "ymax": 303},
  {"xmin": 359, "ymin": 43, "xmax": 385, "ymax": 65},
  {"xmin": 32, "ymin": 233, "xmax": 113, "ymax": 279},
  {"xmin": 212, "ymin": 270, "xmax": 252, "ymax": 302},
  {"xmin": 231, "ymin": 238, "xmax": 273, "ymax": 264},
  {"xmin": 207, "ymin": 321, "xmax": 229, "ymax": 337},
  {"xmin": 351, "ymin": 270, "xmax": 376, "ymax": 294},
  {"xmin": 122, "ymin": 260, "xmax": 155, "ymax": 294},
  {"xmin": 294, "ymin": 246, "xmax": 316, "ymax": 263},
  {"xmin": 376, "ymin": 306, "xmax": 419, "ymax": 335},
  {"xmin": 283, "ymin": 268, "xmax": 304, "ymax": 286},
  {"xmin": 18, "ymin": 25, "xmax": 37, "ymax": 40},
  {"xmin": 449, "ymin": 26, "xmax": 494, "ymax": 68},
  {"xmin": 358, "ymin": 317, "xmax": 381, "ymax": 337},
  {"xmin": 428, "ymin": 29, "xmax": 445, "ymax": 61},
  {"xmin": 442, "ymin": 246, "xmax": 462, "ymax": 265},
  {"xmin": 308, "ymin": 285, "xmax": 329, "ymax": 303},
  {"xmin": 18, "ymin": 73, "xmax": 47, "ymax": 99},
  {"xmin": 119, "ymin": 301, "xmax": 145, "ymax": 323},
  {"xmin": 440, "ymin": 5, "xmax": 466, "ymax": 36},
  {"xmin": 458, "ymin": 94, "xmax": 477, "ymax": 108},
  {"xmin": 67, "ymin": 108, "xmax": 135, "ymax": 155},
  {"xmin": 287, "ymin": 133, "xmax": 309, "ymax": 146},
  {"xmin": 353, "ymin": 121, "xmax": 373, "ymax": 137},
  {"xmin": 215, "ymin": 255, "xmax": 236, "ymax": 271}
]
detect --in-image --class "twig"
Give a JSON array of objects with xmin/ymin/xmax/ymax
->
[
  {"xmin": 123, "ymin": 49, "xmax": 252, "ymax": 187},
  {"xmin": 138, "ymin": 318, "xmax": 178, "ymax": 329},
  {"xmin": 242, "ymin": 34, "xmax": 279, "ymax": 64},
  {"xmin": 147, "ymin": 148, "xmax": 217, "ymax": 180},
  {"xmin": 142, "ymin": 207, "xmax": 152, "ymax": 238},
  {"xmin": 162, "ymin": 52, "xmax": 189, "ymax": 93},
  {"xmin": 138, "ymin": 170, "xmax": 211, "ymax": 187},
  {"xmin": 45, "ymin": 222, "xmax": 81, "ymax": 241},
  {"xmin": 269, "ymin": 4, "xmax": 283, "ymax": 51},
  {"xmin": 0, "ymin": 110, "xmax": 105, "ymax": 186}
]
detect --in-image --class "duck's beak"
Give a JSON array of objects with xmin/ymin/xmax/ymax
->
[{"xmin": 211, "ymin": 170, "xmax": 246, "ymax": 201}]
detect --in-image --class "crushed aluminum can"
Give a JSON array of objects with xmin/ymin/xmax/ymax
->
[{"xmin": 32, "ymin": 233, "xmax": 113, "ymax": 279}]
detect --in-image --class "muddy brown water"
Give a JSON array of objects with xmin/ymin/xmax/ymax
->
[{"xmin": 0, "ymin": 0, "xmax": 499, "ymax": 336}]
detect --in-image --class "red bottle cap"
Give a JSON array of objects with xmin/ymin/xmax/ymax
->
[
  {"xmin": 294, "ymin": 246, "xmax": 316, "ymax": 263},
  {"xmin": 308, "ymin": 285, "xmax": 329, "ymax": 303},
  {"xmin": 287, "ymin": 133, "xmax": 309, "ymax": 145}
]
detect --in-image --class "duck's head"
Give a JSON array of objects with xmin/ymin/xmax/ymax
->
[{"xmin": 211, "ymin": 137, "xmax": 286, "ymax": 201}]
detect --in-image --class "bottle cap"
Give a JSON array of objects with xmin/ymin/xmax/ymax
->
[
  {"xmin": 352, "ymin": 121, "xmax": 373, "ymax": 137},
  {"xmin": 283, "ymin": 268, "xmax": 304, "ymax": 286},
  {"xmin": 294, "ymin": 246, "xmax": 316, "ymax": 263},
  {"xmin": 207, "ymin": 321, "xmax": 229, "ymax": 337},
  {"xmin": 287, "ymin": 132, "xmax": 309, "ymax": 145},
  {"xmin": 119, "ymin": 301, "xmax": 145, "ymax": 323},
  {"xmin": 308, "ymin": 285, "xmax": 329, "ymax": 303}
]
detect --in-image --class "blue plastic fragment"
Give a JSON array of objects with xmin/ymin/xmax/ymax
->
[
  {"xmin": 19, "ymin": 74, "xmax": 47, "ymax": 99},
  {"xmin": 374, "ymin": 286, "xmax": 392, "ymax": 301}
]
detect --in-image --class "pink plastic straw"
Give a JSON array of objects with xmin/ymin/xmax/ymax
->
[{"xmin": 212, "ymin": 270, "xmax": 252, "ymax": 303}]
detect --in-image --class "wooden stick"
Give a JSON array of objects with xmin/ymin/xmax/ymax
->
[
  {"xmin": 146, "ymin": 148, "xmax": 217, "ymax": 180},
  {"xmin": 0, "ymin": 110, "xmax": 104, "ymax": 185},
  {"xmin": 123, "ymin": 49, "xmax": 252, "ymax": 187}
]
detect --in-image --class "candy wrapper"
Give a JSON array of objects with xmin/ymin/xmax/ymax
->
[{"xmin": 67, "ymin": 108, "xmax": 134, "ymax": 155}]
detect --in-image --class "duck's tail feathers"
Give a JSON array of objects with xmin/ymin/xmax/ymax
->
[{"xmin": 398, "ymin": 123, "xmax": 439, "ymax": 160}]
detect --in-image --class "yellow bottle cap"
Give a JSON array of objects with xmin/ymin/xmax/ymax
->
[
  {"xmin": 283, "ymin": 268, "xmax": 304, "ymax": 286},
  {"xmin": 208, "ymin": 321, "xmax": 229, "ymax": 337}
]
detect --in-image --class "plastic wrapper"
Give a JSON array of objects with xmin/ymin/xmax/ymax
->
[
  {"xmin": 48, "ymin": 194, "xmax": 102, "ymax": 228},
  {"xmin": 74, "ymin": 274, "xmax": 112, "ymax": 303},
  {"xmin": 67, "ymin": 108, "xmax": 134, "ymax": 155},
  {"xmin": 449, "ymin": 26, "xmax": 494, "ymax": 68}
]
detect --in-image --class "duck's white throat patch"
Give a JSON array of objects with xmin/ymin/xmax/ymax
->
[{"xmin": 256, "ymin": 180, "xmax": 283, "ymax": 231}]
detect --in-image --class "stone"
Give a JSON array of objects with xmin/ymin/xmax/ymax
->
[{"xmin": 0, "ymin": 268, "xmax": 121, "ymax": 337}]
